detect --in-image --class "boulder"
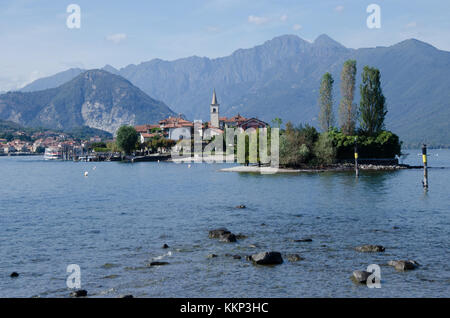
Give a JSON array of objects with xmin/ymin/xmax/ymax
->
[
  {"xmin": 355, "ymin": 245, "xmax": 385, "ymax": 252},
  {"xmin": 209, "ymin": 228, "xmax": 231, "ymax": 239},
  {"xmin": 388, "ymin": 260, "xmax": 419, "ymax": 271},
  {"xmin": 351, "ymin": 271, "xmax": 372, "ymax": 284},
  {"xmin": 219, "ymin": 233, "xmax": 237, "ymax": 243},
  {"xmin": 10, "ymin": 272, "xmax": 19, "ymax": 278},
  {"xmin": 251, "ymin": 252, "xmax": 283, "ymax": 265},
  {"xmin": 70, "ymin": 290, "xmax": 88, "ymax": 297},
  {"xmin": 286, "ymin": 254, "xmax": 303, "ymax": 262}
]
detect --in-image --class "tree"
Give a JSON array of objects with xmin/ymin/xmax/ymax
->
[
  {"xmin": 318, "ymin": 73, "xmax": 335, "ymax": 132},
  {"xmin": 271, "ymin": 117, "xmax": 283, "ymax": 128},
  {"xmin": 359, "ymin": 66, "xmax": 387, "ymax": 136},
  {"xmin": 338, "ymin": 60, "xmax": 357, "ymax": 135},
  {"xmin": 116, "ymin": 126, "xmax": 138, "ymax": 155}
]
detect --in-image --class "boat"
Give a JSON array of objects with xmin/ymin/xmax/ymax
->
[{"xmin": 44, "ymin": 147, "xmax": 62, "ymax": 160}]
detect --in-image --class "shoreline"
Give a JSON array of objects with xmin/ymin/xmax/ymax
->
[{"xmin": 219, "ymin": 164, "xmax": 417, "ymax": 173}]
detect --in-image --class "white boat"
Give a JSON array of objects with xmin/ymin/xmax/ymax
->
[{"xmin": 44, "ymin": 147, "xmax": 62, "ymax": 160}]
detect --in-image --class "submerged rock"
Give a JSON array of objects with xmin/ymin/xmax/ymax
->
[
  {"xmin": 251, "ymin": 252, "xmax": 283, "ymax": 265},
  {"xmin": 209, "ymin": 228, "xmax": 231, "ymax": 239},
  {"xmin": 235, "ymin": 233, "xmax": 248, "ymax": 240},
  {"xmin": 355, "ymin": 245, "xmax": 385, "ymax": 252},
  {"xmin": 388, "ymin": 260, "xmax": 419, "ymax": 271},
  {"xmin": 351, "ymin": 271, "xmax": 372, "ymax": 284},
  {"xmin": 224, "ymin": 254, "xmax": 241, "ymax": 259},
  {"xmin": 70, "ymin": 290, "xmax": 88, "ymax": 297},
  {"xmin": 10, "ymin": 272, "xmax": 19, "ymax": 278},
  {"xmin": 219, "ymin": 233, "xmax": 237, "ymax": 243},
  {"xmin": 148, "ymin": 261, "xmax": 170, "ymax": 266},
  {"xmin": 293, "ymin": 238, "xmax": 313, "ymax": 243},
  {"xmin": 286, "ymin": 254, "xmax": 304, "ymax": 262}
]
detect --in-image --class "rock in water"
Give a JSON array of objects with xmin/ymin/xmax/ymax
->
[
  {"xmin": 207, "ymin": 254, "xmax": 218, "ymax": 258},
  {"xmin": 209, "ymin": 228, "xmax": 231, "ymax": 239},
  {"xmin": 219, "ymin": 233, "xmax": 237, "ymax": 243},
  {"xmin": 162, "ymin": 244, "xmax": 169, "ymax": 249},
  {"xmin": 355, "ymin": 245, "xmax": 385, "ymax": 252},
  {"xmin": 388, "ymin": 260, "xmax": 419, "ymax": 271},
  {"xmin": 10, "ymin": 272, "xmax": 19, "ymax": 278},
  {"xmin": 251, "ymin": 252, "xmax": 283, "ymax": 265},
  {"xmin": 352, "ymin": 271, "xmax": 372, "ymax": 284},
  {"xmin": 209, "ymin": 228, "xmax": 238, "ymax": 242},
  {"xmin": 148, "ymin": 261, "xmax": 170, "ymax": 266},
  {"xmin": 293, "ymin": 238, "xmax": 313, "ymax": 242},
  {"xmin": 236, "ymin": 205, "xmax": 246, "ymax": 209},
  {"xmin": 70, "ymin": 290, "xmax": 88, "ymax": 297},
  {"xmin": 286, "ymin": 254, "xmax": 304, "ymax": 262},
  {"xmin": 120, "ymin": 295, "xmax": 134, "ymax": 298}
]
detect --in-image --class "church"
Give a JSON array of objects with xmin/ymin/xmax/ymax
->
[
  {"xmin": 135, "ymin": 89, "xmax": 268, "ymax": 141},
  {"xmin": 207, "ymin": 89, "xmax": 268, "ymax": 131}
]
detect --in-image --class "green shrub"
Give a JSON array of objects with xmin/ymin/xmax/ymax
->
[{"xmin": 328, "ymin": 129, "xmax": 401, "ymax": 159}]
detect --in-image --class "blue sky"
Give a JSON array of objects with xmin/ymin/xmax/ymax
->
[{"xmin": 1, "ymin": 0, "xmax": 449, "ymax": 91}]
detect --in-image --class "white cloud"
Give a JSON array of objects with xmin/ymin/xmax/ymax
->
[
  {"xmin": 293, "ymin": 24, "xmax": 302, "ymax": 31},
  {"xmin": 406, "ymin": 22, "xmax": 417, "ymax": 28},
  {"xmin": 248, "ymin": 15, "xmax": 270, "ymax": 25},
  {"xmin": 335, "ymin": 5, "xmax": 344, "ymax": 13},
  {"xmin": 280, "ymin": 14, "xmax": 288, "ymax": 22},
  {"xmin": 106, "ymin": 33, "xmax": 127, "ymax": 44}
]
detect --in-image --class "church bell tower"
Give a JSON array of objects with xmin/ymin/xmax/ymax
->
[{"xmin": 210, "ymin": 89, "xmax": 220, "ymax": 128}]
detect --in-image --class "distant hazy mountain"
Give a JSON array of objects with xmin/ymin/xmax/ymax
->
[
  {"xmin": 20, "ymin": 68, "xmax": 85, "ymax": 92},
  {"xmin": 0, "ymin": 70, "xmax": 175, "ymax": 134},
  {"xmin": 18, "ymin": 34, "xmax": 450, "ymax": 146}
]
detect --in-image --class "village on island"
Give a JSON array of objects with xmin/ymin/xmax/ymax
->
[{"xmin": 0, "ymin": 90, "xmax": 268, "ymax": 162}]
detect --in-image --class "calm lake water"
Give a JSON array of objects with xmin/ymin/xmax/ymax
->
[{"xmin": 0, "ymin": 150, "xmax": 449, "ymax": 298}]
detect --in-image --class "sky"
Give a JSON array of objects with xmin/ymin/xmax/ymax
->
[{"xmin": 1, "ymin": 0, "xmax": 449, "ymax": 91}]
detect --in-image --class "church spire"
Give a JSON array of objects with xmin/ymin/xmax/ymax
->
[{"xmin": 211, "ymin": 89, "xmax": 218, "ymax": 105}]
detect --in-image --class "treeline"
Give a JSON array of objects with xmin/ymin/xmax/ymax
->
[{"xmin": 279, "ymin": 60, "xmax": 402, "ymax": 167}]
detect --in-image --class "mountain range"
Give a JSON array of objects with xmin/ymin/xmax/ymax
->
[
  {"xmin": 7, "ymin": 34, "xmax": 450, "ymax": 146},
  {"xmin": 1, "ymin": 70, "xmax": 175, "ymax": 134}
]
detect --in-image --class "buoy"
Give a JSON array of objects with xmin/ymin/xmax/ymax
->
[
  {"xmin": 188, "ymin": 164, "xmax": 191, "ymax": 168},
  {"xmin": 84, "ymin": 171, "xmax": 89, "ymax": 177}
]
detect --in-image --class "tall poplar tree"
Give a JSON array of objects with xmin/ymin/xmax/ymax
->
[
  {"xmin": 318, "ymin": 72, "xmax": 335, "ymax": 132},
  {"xmin": 359, "ymin": 66, "xmax": 387, "ymax": 135},
  {"xmin": 338, "ymin": 60, "xmax": 357, "ymax": 135}
]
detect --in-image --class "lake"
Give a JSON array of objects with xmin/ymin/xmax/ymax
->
[{"xmin": 0, "ymin": 149, "xmax": 449, "ymax": 297}]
